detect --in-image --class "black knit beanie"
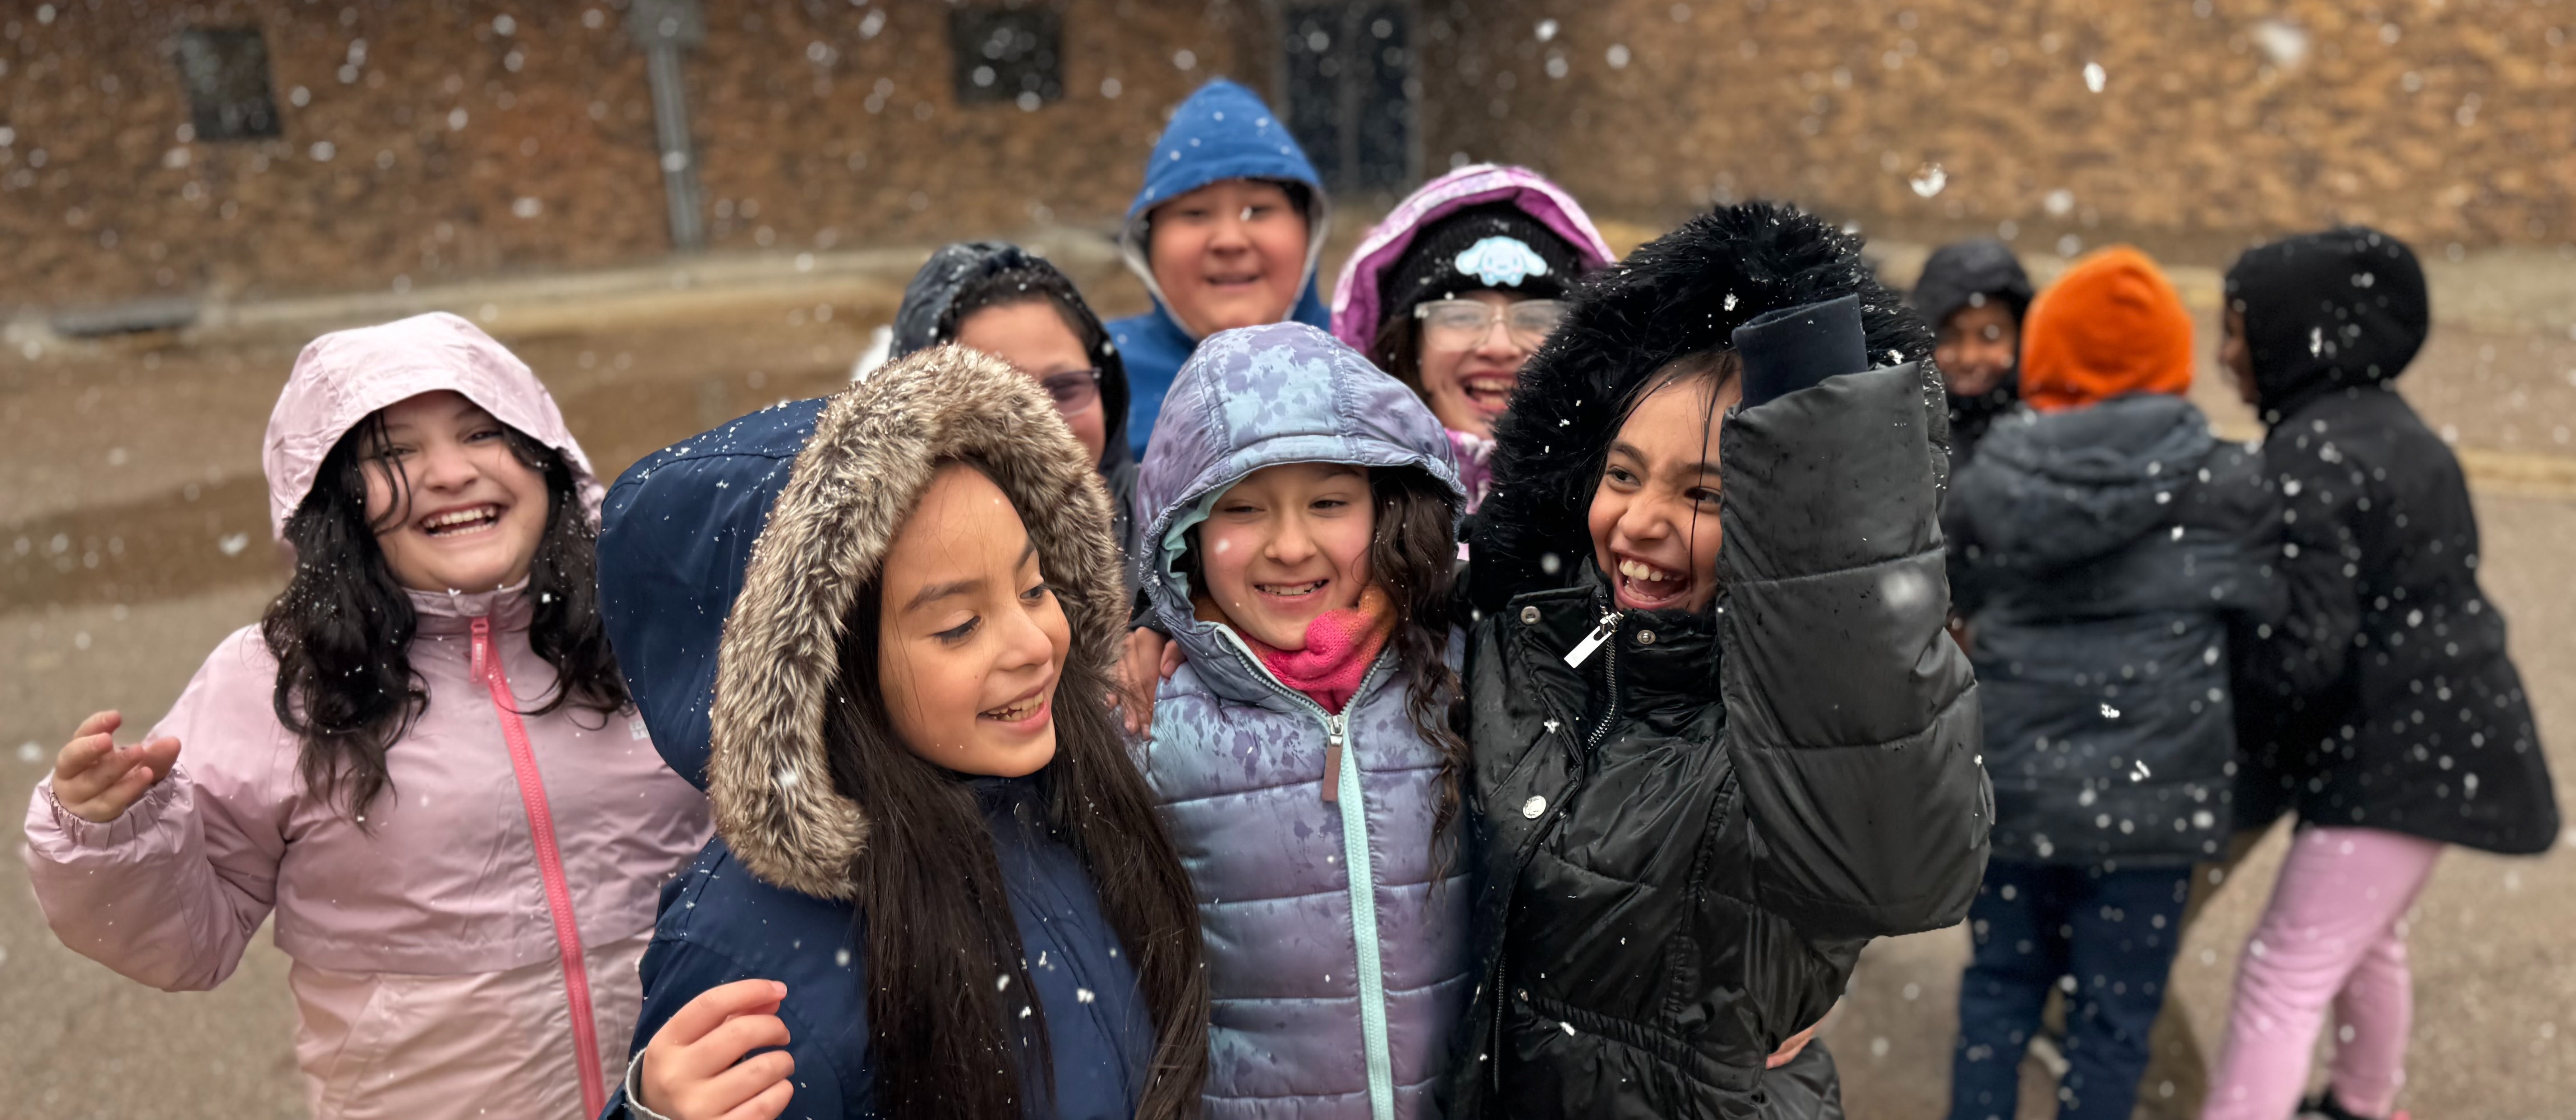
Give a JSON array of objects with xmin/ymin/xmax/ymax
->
[{"xmin": 1379, "ymin": 203, "xmax": 1586, "ymax": 330}]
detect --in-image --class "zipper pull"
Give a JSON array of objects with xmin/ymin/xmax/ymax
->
[
  {"xmin": 1563, "ymin": 611, "xmax": 1622, "ymax": 668},
  {"xmin": 469, "ymin": 616, "xmax": 491, "ymax": 682},
  {"xmin": 1322, "ymin": 717, "xmax": 1343, "ymax": 803}
]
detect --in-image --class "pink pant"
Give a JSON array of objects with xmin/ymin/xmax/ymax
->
[{"xmin": 2203, "ymin": 826, "xmax": 2445, "ymax": 1120}]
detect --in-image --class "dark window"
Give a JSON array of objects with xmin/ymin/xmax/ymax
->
[
  {"xmin": 172, "ymin": 27, "xmax": 281, "ymax": 140},
  {"xmin": 1283, "ymin": 3, "xmax": 1413, "ymax": 194},
  {"xmin": 949, "ymin": 7, "xmax": 1064, "ymax": 106}
]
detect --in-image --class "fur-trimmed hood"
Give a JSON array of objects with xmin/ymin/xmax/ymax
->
[
  {"xmin": 700, "ymin": 347, "xmax": 1125, "ymax": 899},
  {"xmin": 1466, "ymin": 201, "xmax": 1941, "ymax": 614}
]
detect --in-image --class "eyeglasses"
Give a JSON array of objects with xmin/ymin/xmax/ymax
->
[
  {"xmin": 1035, "ymin": 368, "xmax": 1103, "ymax": 416},
  {"xmin": 1415, "ymin": 299, "xmax": 1568, "ymax": 350}
]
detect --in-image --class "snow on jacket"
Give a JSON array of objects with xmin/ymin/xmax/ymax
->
[
  {"xmin": 1111, "ymin": 78, "xmax": 1332, "ymax": 459},
  {"xmin": 1454, "ymin": 204, "xmax": 1991, "ymax": 1119},
  {"xmin": 1950, "ymin": 394, "xmax": 2282, "ymax": 866},
  {"xmin": 1133, "ymin": 323, "xmax": 1471, "ymax": 1120},
  {"xmin": 598, "ymin": 346, "xmax": 1158, "ymax": 1119},
  {"xmin": 21, "ymin": 312, "xmax": 710, "ymax": 1120},
  {"xmin": 1327, "ymin": 164, "xmax": 1616, "ymax": 512},
  {"xmin": 2225, "ymin": 227, "xmax": 2559, "ymax": 854}
]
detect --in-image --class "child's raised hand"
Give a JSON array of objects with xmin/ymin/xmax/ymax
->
[
  {"xmin": 51, "ymin": 711, "xmax": 183, "ymax": 825},
  {"xmin": 637, "ymin": 979, "xmax": 795, "ymax": 1120}
]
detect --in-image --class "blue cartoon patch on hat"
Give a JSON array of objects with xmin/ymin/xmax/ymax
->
[{"xmin": 1454, "ymin": 236, "xmax": 1551, "ymax": 288}]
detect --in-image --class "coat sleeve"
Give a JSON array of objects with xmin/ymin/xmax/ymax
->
[
  {"xmin": 2241, "ymin": 442, "xmax": 2362, "ymax": 698},
  {"xmin": 1715, "ymin": 363, "xmax": 1990, "ymax": 940},
  {"xmin": 20, "ymin": 630, "xmax": 292, "ymax": 991}
]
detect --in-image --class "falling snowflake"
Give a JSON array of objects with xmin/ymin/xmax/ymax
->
[
  {"xmin": 1909, "ymin": 163, "xmax": 1947, "ymax": 198},
  {"xmin": 2083, "ymin": 61, "xmax": 2107, "ymax": 92}
]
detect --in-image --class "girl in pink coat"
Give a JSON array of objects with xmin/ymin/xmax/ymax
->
[{"xmin": 22, "ymin": 312, "xmax": 711, "ymax": 1120}]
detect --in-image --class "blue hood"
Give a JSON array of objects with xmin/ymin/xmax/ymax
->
[
  {"xmin": 597, "ymin": 398, "xmax": 826, "ymax": 789},
  {"xmin": 1133, "ymin": 323, "xmax": 1460, "ymax": 659},
  {"xmin": 1112, "ymin": 79, "xmax": 1332, "ymax": 459}
]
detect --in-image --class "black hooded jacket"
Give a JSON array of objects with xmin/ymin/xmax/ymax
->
[
  {"xmin": 1949, "ymin": 395, "xmax": 2282, "ymax": 867},
  {"xmin": 1908, "ymin": 239, "xmax": 2033, "ymax": 466},
  {"xmin": 2226, "ymin": 227, "xmax": 2558, "ymax": 854},
  {"xmin": 1453, "ymin": 204, "xmax": 1991, "ymax": 1118},
  {"xmin": 890, "ymin": 241, "xmax": 1142, "ymax": 579}
]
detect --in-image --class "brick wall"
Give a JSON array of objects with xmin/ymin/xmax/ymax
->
[
  {"xmin": 1417, "ymin": 0, "xmax": 2576, "ymax": 257},
  {"xmin": 0, "ymin": 0, "xmax": 1265, "ymax": 308},
  {"xmin": 6, "ymin": 0, "xmax": 2571, "ymax": 309}
]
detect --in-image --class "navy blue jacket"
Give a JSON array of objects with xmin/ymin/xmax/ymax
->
[
  {"xmin": 1109, "ymin": 79, "xmax": 1331, "ymax": 459},
  {"xmin": 612, "ymin": 779, "xmax": 1156, "ymax": 1120},
  {"xmin": 594, "ymin": 354, "xmax": 1165, "ymax": 1118}
]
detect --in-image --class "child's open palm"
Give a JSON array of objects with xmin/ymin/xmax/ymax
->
[
  {"xmin": 638, "ymin": 979, "xmax": 796, "ymax": 1120},
  {"xmin": 51, "ymin": 711, "xmax": 182, "ymax": 824}
]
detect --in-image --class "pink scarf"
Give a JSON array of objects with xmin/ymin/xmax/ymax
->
[{"xmin": 1198, "ymin": 585, "xmax": 1395, "ymax": 715}]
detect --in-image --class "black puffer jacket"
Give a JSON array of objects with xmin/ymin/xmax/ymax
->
[
  {"xmin": 1454, "ymin": 204, "xmax": 1991, "ymax": 1119},
  {"xmin": 1950, "ymin": 394, "xmax": 2282, "ymax": 866},
  {"xmin": 2227, "ymin": 228, "xmax": 2559, "ymax": 854}
]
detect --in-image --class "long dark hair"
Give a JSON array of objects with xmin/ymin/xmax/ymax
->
[
  {"xmin": 1370, "ymin": 308, "xmax": 1430, "ymax": 399},
  {"xmin": 1176, "ymin": 464, "xmax": 1470, "ymax": 857},
  {"xmin": 825, "ymin": 462, "xmax": 1207, "ymax": 1120},
  {"xmin": 259, "ymin": 410, "xmax": 627, "ymax": 820}
]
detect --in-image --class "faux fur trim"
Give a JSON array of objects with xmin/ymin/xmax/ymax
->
[
  {"xmin": 1467, "ymin": 201, "xmax": 1945, "ymax": 614},
  {"xmin": 707, "ymin": 346, "xmax": 1125, "ymax": 899}
]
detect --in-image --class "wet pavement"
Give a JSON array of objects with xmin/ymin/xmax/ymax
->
[{"xmin": 4, "ymin": 252, "xmax": 2572, "ymax": 1118}]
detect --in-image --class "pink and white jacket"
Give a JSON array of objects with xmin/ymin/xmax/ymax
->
[
  {"xmin": 22, "ymin": 313, "xmax": 710, "ymax": 1120},
  {"xmin": 1327, "ymin": 165, "xmax": 1617, "ymax": 512}
]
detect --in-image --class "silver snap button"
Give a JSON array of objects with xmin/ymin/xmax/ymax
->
[
  {"xmin": 1519, "ymin": 606, "xmax": 1541, "ymax": 624},
  {"xmin": 1636, "ymin": 629, "xmax": 1656, "ymax": 645},
  {"xmin": 1521, "ymin": 795, "xmax": 1547, "ymax": 819}
]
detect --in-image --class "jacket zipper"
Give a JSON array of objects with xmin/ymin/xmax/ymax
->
[
  {"xmin": 471, "ymin": 617, "xmax": 607, "ymax": 1119},
  {"xmin": 1214, "ymin": 632, "xmax": 1400, "ymax": 1120},
  {"xmin": 1490, "ymin": 606, "xmax": 1622, "ymax": 1091}
]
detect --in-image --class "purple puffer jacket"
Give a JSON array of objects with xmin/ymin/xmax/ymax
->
[{"xmin": 1133, "ymin": 323, "xmax": 1470, "ymax": 1120}]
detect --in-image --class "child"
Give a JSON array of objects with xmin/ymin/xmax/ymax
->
[
  {"xmin": 596, "ymin": 346, "xmax": 1208, "ymax": 1120},
  {"xmin": 1908, "ymin": 238, "xmax": 2034, "ymax": 467},
  {"xmin": 1329, "ymin": 164, "xmax": 1617, "ymax": 511},
  {"xmin": 887, "ymin": 240, "xmax": 1145, "ymax": 582},
  {"xmin": 1454, "ymin": 203, "xmax": 1993, "ymax": 1118},
  {"xmin": 1941, "ymin": 248, "xmax": 2282, "ymax": 1120},
  {"xmin": 2205, "ymin": 228, "xmax": 2559, "ymax": 1120},
  {"xmin": 1130, "ymin": 321, "xmax": 1472, "ymax": 1119},
  {"xmin": 1111, "ymin": 78, "xmax": 1332, "ymax": 457},
  {"xmin": 21, "ymin": 312, "xmax": 710, "ymax": 1119}
]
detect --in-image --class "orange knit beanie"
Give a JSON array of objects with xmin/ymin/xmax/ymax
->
[{"xmin": 2018, "ymin": 246, "xmax": 2194, "ymax": 412}]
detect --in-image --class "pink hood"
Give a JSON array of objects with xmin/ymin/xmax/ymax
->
[
  {"xmin": 264, "ymin": 312, "xmax": 600, "ymax": 539},
  {"xmin": 1328, "ymin": 164, "xmax": 1617, "ymax": 352}
]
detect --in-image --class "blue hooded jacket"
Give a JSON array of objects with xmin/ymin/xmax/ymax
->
[
  {"xmin": 592, "ymin": 348, "xmax": 1163, "ymax": 1119},
  {"xmin": 1133, "ymin": 323, "xmax": 1471, "ymax": 1120},
  {"xmin": 1111, "ymin": 78, "xmax": 1332, "ymax": 459}
]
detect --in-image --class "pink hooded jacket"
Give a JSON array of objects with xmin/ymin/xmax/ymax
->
[
  {"xmin": 22, "ymin": 313, "xmax": 710, "ymax": 1120},
  {"xmin": 1328, "ymin": 165, "xmax": 1616, "ymax": 512}
]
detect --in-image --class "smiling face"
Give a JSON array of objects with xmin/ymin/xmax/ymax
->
[
  {"xmin": 1934, "ymin": 300, "xmax": 2020, "ymax": 398},
  {"xmin": 875, "ymin": 464, "xmax": 1071, "ymax": 778},
  {"xmin": 953, "ymin": 300, "xmax": 1108, "ymax": 463},
  {"xmin": 1588, "ymin": 369, "xmax": 1743, "ymax": 615},
  {"xmin": 361, "ymin": 390, "xmax": 552, "ymax": 594},
  {"xmin": 1194, "ymin": 461, "xmax": 1373, "ymax": 650},
  {"xmin": 1146, "ymin": 179, "xmax": 1311, "ymax": 338},
  {"xmin": 1416, "ymin": 290, "xmax": 1533, "ymax": 438}
]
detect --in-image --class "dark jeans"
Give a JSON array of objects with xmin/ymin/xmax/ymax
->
[{"xmin": 1946, "ymin": 861, "xmax": 2191, "ymax": 1120}]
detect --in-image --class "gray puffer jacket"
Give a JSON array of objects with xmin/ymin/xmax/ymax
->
[
  {"xmin": 1949, "ymin": 393, "xmax": 2283, "ymax": 865},
  {"xmin": 1133, "ymin": 323, "xmax": 1474, "ymax": 1120}
]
